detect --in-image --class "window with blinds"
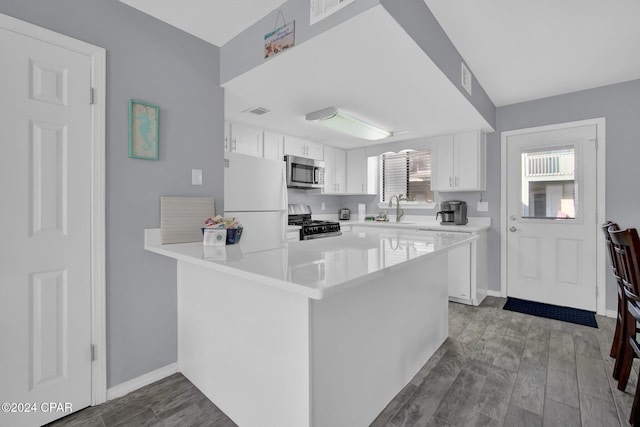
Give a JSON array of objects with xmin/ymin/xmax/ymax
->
[{"xmin": 379, "ymin": 149, "xmax": 433, "ymax": 203}]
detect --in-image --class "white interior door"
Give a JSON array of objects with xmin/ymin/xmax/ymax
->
[
  {"xmin": 0, "ymin": 27, "xmax": 93, "ymax": 426},
  {"xmin": 506, "ymin": 125, "xmax": 597, "ymax": 311}
]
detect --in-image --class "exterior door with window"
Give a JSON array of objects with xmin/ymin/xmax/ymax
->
[{"xmin": 506, "ymin": 125, "xmax": 597, "ymax": 310}]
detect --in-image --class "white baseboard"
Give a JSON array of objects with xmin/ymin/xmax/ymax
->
[
  {"xmin": 486, "ymin": 290, "xmax": 502, "ymax": 298},
  {"xmin": 107, "ymin": 362, "xmax": 178, "ymax": 401},
  {"xmin": 605, "ymin": 309, "xmax": 617, "ymax": 319}
]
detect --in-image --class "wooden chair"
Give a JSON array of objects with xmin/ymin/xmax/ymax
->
[
  {"xmin": 603, "ymin": 222, "xmax": 623, "ymax": 362},
  {"xmin": 608, "ymin": 228, "xmax": 640, "ymax": 411}
]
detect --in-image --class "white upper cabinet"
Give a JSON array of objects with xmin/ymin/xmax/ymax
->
[
  {"xmin": 284, "ymin": 136, "xmax": 324, "ymax": 160},
  {"xmin": 263, "ymin": 131, "xmax": 284, "ymax": 162},
  {"xmin": 227, "ymin": 122, "xmax": 263, "ymax": 158},
  {"xmin": 432, "ymin": 130, "xmax": 486, "ymax": 192},
  {"xmin": 323, "ymin": 145, "xmax": 346, "ymax": 194},
  {"xmin": 335, "ymin": 147, "xmax": 346, "ymax": 194},
  {"xmin": 346, "ymin": 148, "xmax": 376, "ymax": 194}
]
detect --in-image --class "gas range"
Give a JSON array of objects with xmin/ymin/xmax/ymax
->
[{"xmin": 288, "ymin": 204, "xmax": 342, "ymax": 240}]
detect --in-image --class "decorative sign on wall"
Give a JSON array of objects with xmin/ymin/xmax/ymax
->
[
  {"xmin": 129, "ymin": 99, "xmax": 159, "ymax": 160},
  {"xmin": 264, "ymin": 20, "xmax": 295, "ymax": 59}
]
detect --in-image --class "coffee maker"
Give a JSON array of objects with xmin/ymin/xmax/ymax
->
[{"xmin": 436, "ymin": 200, "xmax": 468, "ymax": 225}]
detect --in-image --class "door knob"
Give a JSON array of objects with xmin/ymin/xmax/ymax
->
[
  {"xmin": 509, "ymin": 226, "xmax": 518, "ymax": 232},
  {"xmin": 509, "ymin": 215, "xmax": 516, "ymax": 221}
]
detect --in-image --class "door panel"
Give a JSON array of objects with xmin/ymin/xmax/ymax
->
[
  {"xmin": 0, "ymin": 27, "xmax": 92, "ymax": 426},
  {"xmin": 556, "ymin": 239, "xmax": 581, "ymax": 285},
  {"xmin": 506, "ymin": 125, "xmax": 597, "ymax": 310},
  {"xmin": 517, "ymin": 236, "xmax": 541, "ymax": 280},
  {"xmin": 30, "ymin": 270, "xmax": 67, "ymax": 389}
]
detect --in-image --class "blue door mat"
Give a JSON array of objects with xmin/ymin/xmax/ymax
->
[{"xmin": 503, "ymin": 297, "xmax": 598, "ymax": 328}]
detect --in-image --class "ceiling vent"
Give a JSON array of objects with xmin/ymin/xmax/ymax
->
[{"xmin": 244, "ymin": 106, "xmax": 271, "ymax": 115}]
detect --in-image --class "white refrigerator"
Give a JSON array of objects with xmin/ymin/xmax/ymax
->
[{"xmin": 224, "ymin": 151, "xmax": 288, "ymax": 253}]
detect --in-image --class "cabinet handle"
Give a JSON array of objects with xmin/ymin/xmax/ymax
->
[
  {"xmin": 224, "ymin": 137, "xmax": 228, "ymax": 150},
  {"xmin": 232, "ymin": 138, "xmax": 237, "ymax": 151},
  {"xmin": 455, "ymin": 176, "xmax": 459, "ymax": 187}
]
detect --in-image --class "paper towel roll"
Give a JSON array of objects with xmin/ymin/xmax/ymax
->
[{"xmin": 358, "ymin": 203, "xmax": 366, "ymax": 222}]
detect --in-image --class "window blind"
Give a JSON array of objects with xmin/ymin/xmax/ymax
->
[{"xmin": 380, "ymin": 149, "xmax": 432, "ymax": 203}]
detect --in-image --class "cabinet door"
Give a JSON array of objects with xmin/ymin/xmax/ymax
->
[
  {"xmin": 283, "ymin": 136, "xmax": 306, "ymax": 157},
  {"xmin": 263, "ymin": 131, "xmax": 284, "ymax": 161},
  {"xmin": 305, "ymin": 140, "xmax": 324, "ymax": 160},
  {"xmin": 454, "ymin": 131, "xmax": 484, "ymax": 191},
  {"xmin": 334, "ymin": 147, "xmax": 346, "ymax": 194},
  {"xmin": 223, "ymin": 121, "xmax": 230, "ymax": 151},
  {"xmin": 323, "ymin": 145, "xmax": 336, "ymax": 194},
  {"xmin": 432, "ymin": 134, "xmax": 454, "ymax": 191},
  {"xmin": 448, "ymin": 243, "xmax": 471, "ymax": 299},
  {"xmin": 229, "ymin": 123, "xmax": 263, "ymax": 157},
  {"xmin": 283, "ymin": 136, "xmax": 323, "ymax": 160},
  {"xmin": 346, "ymin": 148, "xmax": 366, "ymax": 193}
]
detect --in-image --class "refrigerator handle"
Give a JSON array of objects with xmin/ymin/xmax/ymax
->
[{"xmin": 282, "ymin": 165, "xmax": 288, "ymax": 243}]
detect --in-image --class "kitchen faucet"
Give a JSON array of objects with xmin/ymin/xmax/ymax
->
[{"xmin": 388, "ymin": 195, "xmax": 404, "ymax": 223}]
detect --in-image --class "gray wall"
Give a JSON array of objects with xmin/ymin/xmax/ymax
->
[
  {"xmin": 221, "ymin": 0, "xmax": 380, "ymax": 84},
  {"xmin": 0, "ymin": 1, "xmax": 224, "ymax": 387},
  {"xmin": 487, "ymin": 79, "xmax": 640, "ymax": 310}
]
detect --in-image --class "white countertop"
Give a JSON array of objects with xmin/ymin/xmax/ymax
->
[
  {"xmin": 145, "ymin": 227, "xmax": 476, "ymax": 300},
  {"xmin": 337, "ymin": 215, "xmax": 491, "ymax": 232}
]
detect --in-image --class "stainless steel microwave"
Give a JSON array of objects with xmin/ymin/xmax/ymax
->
[{"xmin": 285, "ymin": 155, "xmax": 325, "ymax": 189}]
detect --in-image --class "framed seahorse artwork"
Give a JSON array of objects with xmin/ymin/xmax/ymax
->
[{"xmin": 128, "ymin": 99, "xmax": 159, "ymax": 160}]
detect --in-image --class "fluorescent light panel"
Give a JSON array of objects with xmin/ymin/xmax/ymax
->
[{"xmin": 305, "ymin": 107, "xmax": 392, "ymax": 141}]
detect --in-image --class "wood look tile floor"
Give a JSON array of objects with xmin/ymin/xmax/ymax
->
[{"xmin": 47, "ymin": 297, "xmax": 634, "ymax": 427}]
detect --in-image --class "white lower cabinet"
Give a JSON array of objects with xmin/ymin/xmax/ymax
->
[
  {"xmin": 448, "ymin": 243, "xmax": 472, "ymax": 300},
  {"xmin": 444, "ymin": 230, "xmax": 488, "ymax": 306}
]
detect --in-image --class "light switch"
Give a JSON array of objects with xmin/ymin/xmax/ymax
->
[
  {"xmin": 477, "ymin": 201, "xmax": 488, "ymax": 211},
  {"xmin": 192, "ymin": 169, "xmax": 203, "ymax": 186}
]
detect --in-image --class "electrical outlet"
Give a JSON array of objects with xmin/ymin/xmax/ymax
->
[
  {"xmin": 477, "ymin": 201, "xmax": 488, "ymax": 211},
  {"xmin": 321, "ymin": 202, "xmax": 326, "ymax": 210},
  {"xmin": 192, "ymin": 169, "xmax": 202, "ymax": 186}
]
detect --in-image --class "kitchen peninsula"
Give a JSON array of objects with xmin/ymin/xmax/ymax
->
[{"xmin": 145, "ymin": 226, "xmax": 476, "ymax": 427}]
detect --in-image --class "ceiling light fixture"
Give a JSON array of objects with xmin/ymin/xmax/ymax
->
[{"xmin": 305, "ymin": 107, "xmax": 392, "ymax": 141}]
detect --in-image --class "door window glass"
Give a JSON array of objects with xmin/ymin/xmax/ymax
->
[{"xmin": 521, "ymin": 146, "xmax": 576, "ymax": 219}]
